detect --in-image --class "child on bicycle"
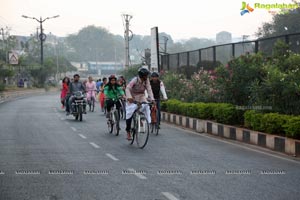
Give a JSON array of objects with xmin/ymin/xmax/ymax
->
[
  {"xmin": 104, "ymin": 75, "xmax": 126, "ymax": 119},
  {"xmin": 125, "ymin": 67, "xmax": 155, "ymax": 140}
]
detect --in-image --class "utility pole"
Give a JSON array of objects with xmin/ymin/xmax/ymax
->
[
  {"xmin": 122, "ymin": 14, "xmax": 132, "ymax": 69},
  {"xmin": 162, "ymin": 36, "xmax": 169, "ymax": 54},
  {"xmin": 0, "ymin": 27, "xmax": 8, "ymax": 63},
  {"xmin": 0, "ymin": 28, "xmax": 4, "ymax": 51},
  {"xmin": 22, "ymin": 15, "xmax": 59, "ymax": 66},
  {"xmin": 242, "ymin": 35, "xmax": 249, "ymax": 53}
]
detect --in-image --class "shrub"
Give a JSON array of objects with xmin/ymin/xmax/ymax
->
[
  {"xmin": 260, "ymin": 113, "xmax": 289, "ymax": 134},
  {"xmin": 213, "ymin": 103, "xmax": 243, "ymax": 125},
  {"xmin": 0, "ymin": 84, "xmax": 5, "ymax": 91},
  {"xmin": 196, "ymin": 103, "xmax": 219, "ymax": 120},
  {"xmin": 284, "ymin": 116, "xmax": 300, "ymax": 138},
  {"xmin": 161, "ymin": 101, "xmax": 167, "ymax": 112},
  {"xmin": 244, "ymin": 110, "xmax": 264, "ymax": 131},
  {"xmin": 165, "ymin": 99, "xmax": 182, "ymax": 114}
]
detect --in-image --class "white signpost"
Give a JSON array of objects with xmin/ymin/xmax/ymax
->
[
  {"xmin": 151, "ymin": 27, "xmax": 159, "ymax": 72},
  {"xmin": 9, "ymin": 52, "xmax": 19, "ymax": 65}
]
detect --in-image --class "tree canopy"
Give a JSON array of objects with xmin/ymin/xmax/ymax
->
[{"xmin": 256, "ymin": 7, "xmax": 300, "ymax": 38}]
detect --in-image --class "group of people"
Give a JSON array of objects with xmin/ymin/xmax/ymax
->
[{"xmin": 60, "ymin": 67, "xmax": 168, "ymax": 140}]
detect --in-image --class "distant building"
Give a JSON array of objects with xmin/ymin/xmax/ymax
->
[
  {"xmin": 216, "ymin": 31, "xmax": 232, "ymax": 44},
  {"xmin": 87, "ymin": 62, "xmax": 124, "ymax": 76},
  {"xmin": 70, "ymin": 62, "xmax": 88, "ymax": 72}
]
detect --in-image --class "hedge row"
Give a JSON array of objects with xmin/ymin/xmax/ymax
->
[
  {"xmin": 162, "ymin": 99, "xmax": 300, "ymax": 139},
  {"xmin": 244, "ymin": 110, "xmax": 300, "ymax": 138},
  {"xmin": 162, "ymin": 99, "xmax": 243, "ymax": 125}
]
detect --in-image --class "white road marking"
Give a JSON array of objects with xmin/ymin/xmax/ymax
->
[
  {"xmin": 90, "ymin": 142, "xmax": 100, "ymax": 149},
  {"xmin": 162, "ymin": 192, "xmax": 179, "ymax": 200},
  {"xmin": 70, "ymin": 127, "xmax": 77, "ymax": 132},
  {"xmin": 127, "ymin": 168, "xmax": 147, "ymax": 180},
  {"xmin": 105, "ymin": 153, "xmax": 119, "ymax": 161},
  {"xmin": 78, "ymin": 134, "xmax": 87, "ymax": 139}
]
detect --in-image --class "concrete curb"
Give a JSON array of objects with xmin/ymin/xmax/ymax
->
[
  {"xmin": 162, "ymin": 112, "xmax": 300, "ymax": 157},
  {"xmin": 0, "ymin": 88, "xmax": 58, "ymax": 104}
]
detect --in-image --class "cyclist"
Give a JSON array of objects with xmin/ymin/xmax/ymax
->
[
  {"xmin": 96, "ymin": 79, "xmax": 102, "ymax": 94},
  {"xmin": 104, "ymin": 75, "xmax": 126, "ymax": 119},
  {"xmin": 125, "ymin": 67, "xmax": 155, "ymax": 140},
  {"xmin": 118, "ymin": 75, "xmax": 127, "ymax": 118},
  {"xmin": 99, "ymin": 77, "xmax": 107, "ymax": 112},
  {"xmin": 150, "ymin": 72, "xmax": 168, "ymax": 128},
  {"xmin": 118, "ymin": 75, "xmax": 127, "ymax": 92},
  {"xmin": 85, "ymin": 76, "xmax": 97, "ymax": 111}
]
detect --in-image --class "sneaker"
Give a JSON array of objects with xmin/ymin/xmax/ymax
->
[
  {"xmin": 66, "ymin": 112, "xmax": 70, "ymax": 116},
  {"xmin": 127, "ymin": 132, "xmax": 132, "ymax": 140}
]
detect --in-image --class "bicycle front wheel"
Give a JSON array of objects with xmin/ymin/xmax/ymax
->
[{"xmin": 136, "ymin": 115, "xmax": 150, "ymax": 149}]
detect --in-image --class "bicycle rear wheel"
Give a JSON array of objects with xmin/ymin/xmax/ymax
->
[
  {"xmin": 136, "ymin": 115, "xmax": 149, "ymax": 149},
  {"xmin": 151, "ymin": 123, "xmax": 159, "ymax": 135},
  {"xmin": 107, "ymin": 112, "xmax": 113, "ymax": 134},
  {"xmin": 113, "ymin": 111, "xmax": 120, "ymax": 136},
  {"xmin": 92, "ymin": 97, "xmax": 95, "ymax": 112}
]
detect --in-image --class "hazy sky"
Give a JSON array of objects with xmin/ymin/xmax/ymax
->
[{"xmin": 0, "ymin": 0, "xmax": 297, "ymax": 40}]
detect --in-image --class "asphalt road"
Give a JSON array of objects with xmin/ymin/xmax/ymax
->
[{"xmin": 0, "ymin": 93, "xmax": 300, "ymax": 200}]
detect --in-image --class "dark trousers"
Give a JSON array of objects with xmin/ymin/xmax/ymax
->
[
  {"xmin": 65, "ymin": 95, "xmax": 71, "ymax": 112},
  {"xmin": 156, "ymin": 99, "xmax": 161, "ymax": 125},
  {"xmin": 126, "ymin": 117, "xmax": 133, "ymax": 132},
  {"xmin": 106, "ymin": 99, "xmax": 121, "ymax": 118}
]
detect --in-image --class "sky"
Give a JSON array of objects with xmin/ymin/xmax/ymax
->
[{"xmin": 0, "ymin": 0, "xmax": 298, "ymax": 41}]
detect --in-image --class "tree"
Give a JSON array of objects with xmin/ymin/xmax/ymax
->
[
  {"xmin": 66, "ymin": 25, "xmax": 124, "ymax": 62},
  {"xmin": 256, "ymin": 7, "xmax": 300, "ymax": 38}
]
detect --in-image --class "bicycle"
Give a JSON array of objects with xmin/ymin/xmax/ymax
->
[
  {"xmin": 87, "ymin": 90, "xmax": 96, "ymax": 112},
  {"xmin": 128, "ymin": 101, "xmax": 152, "ymax": 149},
  {"xmin": 119, "ymin": 98, "xmax": 126, "ymax": 120},
  {"xmin": 107, "ymin": 98, "xmax": 122, "ymax": 136}
]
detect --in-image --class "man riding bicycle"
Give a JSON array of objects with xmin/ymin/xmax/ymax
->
[
  {"xmin": 150, "ymin": 72, "xmax": 168, "ymax": 128},
  {"xmin": 104, "ymin": 75, "xmax": 126, "ymax": 119},
  {"xmin": 125, "ymin": 67, "xmax": 155, "ymax": 140}
]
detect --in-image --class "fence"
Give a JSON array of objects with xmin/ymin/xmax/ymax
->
[{"xmin": 160, "ymin": 32, "xmax": 300, "ymax": 75}]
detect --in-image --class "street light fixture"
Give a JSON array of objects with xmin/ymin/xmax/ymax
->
[{"xmin": 22, "ymin": 15, "xmax": 59, "ymax": 66}]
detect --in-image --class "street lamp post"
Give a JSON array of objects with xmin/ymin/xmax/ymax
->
[{"xmin": 22, "ymin": 15, "xmax": 59, "ymax": 66}]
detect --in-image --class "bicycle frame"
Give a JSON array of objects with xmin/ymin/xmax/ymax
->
[
  {"xmin": 106, "ymin": 98, "xmax": 123, "ymax": 136},
  {"xmin": 129, "ymin": 101, "xmax": 152, "ymax": 149}
]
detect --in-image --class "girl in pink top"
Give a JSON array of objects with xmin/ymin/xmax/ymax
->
[{"xmin": 86, "ymin": 76, "xmax": 97, "ymax": 104}]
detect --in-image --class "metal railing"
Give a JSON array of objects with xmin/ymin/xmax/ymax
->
[{"xmin": 160, "ymin": 32, "xmax": 300, "ymax": 73}]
